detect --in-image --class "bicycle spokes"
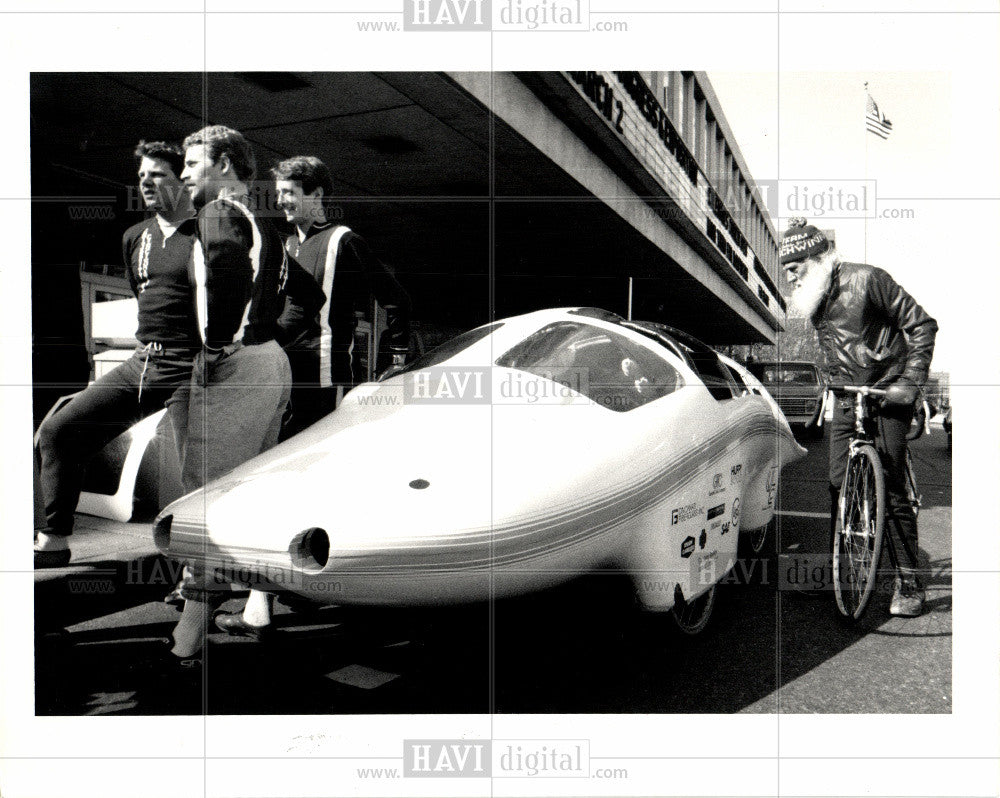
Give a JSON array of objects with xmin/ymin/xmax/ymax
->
[
  {"xmin": 835, "ymin": 444, "xmax": 886, "ymax": 620},
  {"xmin": 843, "ymin": 464, "xmax": 873, "ymax": 599}
]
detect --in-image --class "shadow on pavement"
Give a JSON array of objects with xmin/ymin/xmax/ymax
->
[
  {"xmin": 35, "ymin": 554, "xmax": 180, "ymax": 632},
  {"xmin": 35, "ymin": 557, "xmax": 949, "ymax": 715}
]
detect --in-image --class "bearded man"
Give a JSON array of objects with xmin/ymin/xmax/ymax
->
[{"xmin": 780, "ymin": 218, "xmax": 938, "ymax": 617}]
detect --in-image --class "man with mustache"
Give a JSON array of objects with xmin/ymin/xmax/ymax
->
[
  {"xmin": 35, "ymin": 141, "xmax": 199, "ymax": 568},
  {"xmin": 780, "ymin": 218, "xmax": 938, "ymax": 617}
]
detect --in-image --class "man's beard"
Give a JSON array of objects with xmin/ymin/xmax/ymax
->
[{"xmin": 790, "ymin": 254, "xmax": 835, "ymax": 317}]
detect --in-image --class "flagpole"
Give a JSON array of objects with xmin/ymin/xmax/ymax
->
[{"xmin": 863, "ymin": 81, "xmax": 869, "ymax": 264}]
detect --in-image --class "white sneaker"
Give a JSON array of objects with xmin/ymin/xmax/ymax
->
[
  {"xmin": 889, "ymin": 576, "xmax": 925, "ymax": 617},
  {"xmin": 34, "ymin": 532, "xmax": 71, "ymax": 568}
]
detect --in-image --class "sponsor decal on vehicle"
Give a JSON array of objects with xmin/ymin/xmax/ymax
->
[
  {"xmin": 710, "ymin": 472, "xmax": 726, "ymax": 495},
  {"xmin": 707, "ymin": 503, "xmax": 725, "ymax": 520},
  {"xmin": 698, "ymin": 551, "xmax": 719, "ymax": 585},
  {"xmin": 765, "ymin": 466, "xmax": 778, "ymax": 507},
  {"xmin": 732, "ymin": 497, "xmax": 741, "ymax": 527},
  {"xmin": 730, "ymin": 463, "xmax": 743, "ymax": 484},
  {"xmin": 671, "ymin": 503, "xmax": 702, "ymax": 525},
  {"xmin": 720, "ymin": 521, "xmax": 731, "ymax": 535},
  {"xmin": 698, "ymin": 529, "xmax": 707, "ymax": 549},
  {"xmin": 681, "ymin": 536, "xmax": 696, "ymax": 558}
]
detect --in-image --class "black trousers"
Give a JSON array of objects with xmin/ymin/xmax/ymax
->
[
  {"xmin": 828, "ymin": 399, "xmax": 920, "ymax": 574},
  {"xmin": 280, "ymin": 348, "xmax": 353, "ymax": 441},
  {"xmin": 36, "ymin": 345, "xmax": 196, "ymax": 535}
]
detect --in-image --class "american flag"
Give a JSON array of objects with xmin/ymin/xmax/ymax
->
[{"xmin": 866, "ymin": 92, "xmax": 892, "ymax": 139}]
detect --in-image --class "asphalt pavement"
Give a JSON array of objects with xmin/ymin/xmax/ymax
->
[{"xmin": 34, "ymin": 422, "xmax": 952, "ymax": 715}]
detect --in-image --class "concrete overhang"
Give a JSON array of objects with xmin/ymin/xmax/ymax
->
[{"xmin": 31, "ymin": 71, "xmax": 779, "ymax": 342}]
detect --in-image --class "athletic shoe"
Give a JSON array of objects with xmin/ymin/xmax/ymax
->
[
  {"xmin": 213, "ymin": 612, "xmax": 272, "ymax": 641},
  {"xmin": 34, "ymin": 534, "xmax": 71, "ymax": 569},
  {"xmin": 889, "ymin": 576, "xmax": 925, "ymax": 617}
]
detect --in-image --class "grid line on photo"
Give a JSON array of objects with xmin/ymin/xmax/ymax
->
[
  {"xmin": 4, "ymin": 8, "xmax": 1000, "ymax": 12},
  {"xmin": 8, "ymin": 194, "xmax": 1000, "ymax": 201},
  {"xmin": 4, "ymin": 754, "xmax": 999, "ymax": 760},
  {"xmin": 774, "ymin": 28, "xmax": 783, "ymax": 781},
  {"xmin": 199, "ymin": 8, "xmax": 210, "ymax": 783},
  {"xmin": 488, "ymin": 35, "xmax": 498, "ymax": 774}
]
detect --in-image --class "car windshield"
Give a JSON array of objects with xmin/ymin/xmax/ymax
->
[
  {"xmin": 396, "ymin": 323, "xmax": 503, "ymax": 374},
  {"xmin": 749, "ymin": 363, "xmax": 818, "ymax": 385},
  {"xmin": 496, "ymin": 321, "xmax": 683, "ymax": 412}
]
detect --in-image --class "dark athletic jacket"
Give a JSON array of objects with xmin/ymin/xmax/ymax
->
[
  {"xmin": 192, "ymin": 196, "xmax": 324, "ymax": 351},
  {"xmin": 277, "ymin": 222, "xmax": 410, "ymax": 386},
  {"xmin": 812, "ymin": 261, "xmax": 937, "ymax": 387},
  {"xmin": 121, "ymin": 216, "xmax": 200, "ymax": 347}
]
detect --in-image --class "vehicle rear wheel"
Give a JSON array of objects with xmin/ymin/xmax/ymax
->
[
  {"xmin": 671, "ymin": 585, "xmax": 716, "ymax": 635},
  {"xmin": 742, "ymin": 517, "xmax": 774, "ymax": 557},
  {"xmin": 737, "ymin": 518, "xmax": 776, "ymax": 586},
  {"xmin": 833, "ymin": 444, "xmax": 885, "ymax": 622}
]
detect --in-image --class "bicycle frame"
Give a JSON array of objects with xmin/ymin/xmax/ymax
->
[
  {"xmin": 830, "ymin": 385, "xmax": 921, "ymax": 519},
  {"xmin": 830, "ymin": 385, "xmax": 923, "ymax": 620}
]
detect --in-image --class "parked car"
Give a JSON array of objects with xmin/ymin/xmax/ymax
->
[{"xmin": 746, "ymin": 360, "xmax": 826, "ymax": 437}]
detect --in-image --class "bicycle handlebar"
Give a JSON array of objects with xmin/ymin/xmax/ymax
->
[
  {"xmin": 828, "ymin": 384, "xmax": 888, "ymax": 398},
  {"xmin": 816, "ymin": 385, "xmax": 887, "ymax": 430}
]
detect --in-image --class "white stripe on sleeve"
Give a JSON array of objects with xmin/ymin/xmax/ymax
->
[
  {"xmin": 318, "ymin": 226, "xmax": 352, "ymax": 388},
  {"xmin": 226, "ymin": 199, "xmax": 263, "ymax": 344},
  {"xmin": 192, "ymin": 237, "xmax": 209, "ymax": 345}
]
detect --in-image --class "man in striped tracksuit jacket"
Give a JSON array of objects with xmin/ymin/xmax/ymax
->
[
  {"xmin": 271, "ymin": 155, "xmax": 411, "ymax": 439},
  {"xmin": 167, "ymin": 126, "xmax": 323, "ymax": 660}
]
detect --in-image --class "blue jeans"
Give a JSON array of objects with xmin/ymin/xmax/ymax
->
[
  {"xmin": 36, "ymin": 344, "xmax": 197, "ymax": 535},
  {"xmin": 168, "ymin": 340, "xmax": 292, "ymax": 493}
]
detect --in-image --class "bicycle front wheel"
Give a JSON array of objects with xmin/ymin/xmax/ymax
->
[{"xmin": 833, "ymin": 443, "xmax": 886, "ymax": 621}]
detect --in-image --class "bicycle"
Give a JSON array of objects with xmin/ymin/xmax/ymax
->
[{"xmin": 827, "ymin": 385, "xmax": 922, "ymax": 622}]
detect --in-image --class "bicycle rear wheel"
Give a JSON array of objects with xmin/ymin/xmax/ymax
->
[{"xmin": 833, "ymin": 443, "xmax": 885, "ymax": 621}]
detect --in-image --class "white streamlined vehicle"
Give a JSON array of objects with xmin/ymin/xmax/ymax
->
[{"xmin": 154, "ymin": 308, "xmax": 805, "ymax": 633}]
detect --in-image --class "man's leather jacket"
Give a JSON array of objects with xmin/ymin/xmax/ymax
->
[{"xmin": 812, "ymin": 261, "xmax": 938, "ymax": 387}]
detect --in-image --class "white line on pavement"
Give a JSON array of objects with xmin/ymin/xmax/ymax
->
[{"xmin": 776, "ymin": 510, "xmax": 831, "ymax": 519}]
